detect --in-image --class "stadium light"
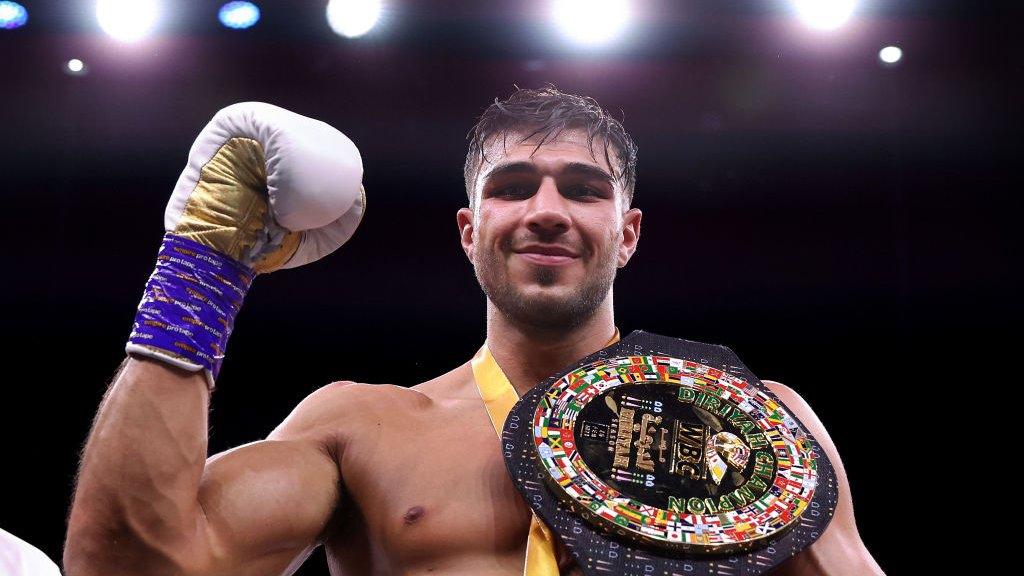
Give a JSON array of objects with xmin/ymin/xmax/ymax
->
[
  {"xmin": 879, "ymin": 45, "xmax": 902, "ymax": 65},
  {"xmin": 326, "ymin": 0, "xmax": 382, "ymax": 38},
  {"xmin": 552, "ymin": 0, "xmax": 632, "ymax": 47},
  {"xmin": 96, "ymin": 0, "xmax": 161, "ymax": 42},
  {"xmin": 792, "ymin": 0, "xmax": 857, "ymax": 31},
  {"xmin": 219, "ymin": 2, "xmax": 260, "ymax": 30},
  {"xmin": 66, "ymin": 58, "xmax": 87, "ymax": 75},
  {"xmin": 0, "ymin": 1, "xmax": 28, "ymax": 29}
]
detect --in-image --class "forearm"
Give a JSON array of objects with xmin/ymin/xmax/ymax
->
[
  {"xmin": 64, "ymin": 355, "xmax": 211, "ymax": 575},
  {"xmin": 63, "ymin": 101, "xmax": 363, "ymax": 575}
]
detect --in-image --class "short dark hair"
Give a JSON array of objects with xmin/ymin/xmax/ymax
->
[{"xmin": 464, "ymin": 85, "xmax": 638, "ymax": 208}]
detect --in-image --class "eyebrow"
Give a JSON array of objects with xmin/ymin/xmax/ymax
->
[{"xmin": 481, "ymin": 161, "xmax": 615, "ymax": 186}]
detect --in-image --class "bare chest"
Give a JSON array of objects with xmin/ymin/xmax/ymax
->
[{"xmin": 328, "ymin": 395, "xmax": 534, "ymax": 573}]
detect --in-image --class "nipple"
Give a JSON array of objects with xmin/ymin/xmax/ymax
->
[{"xmin": 403, "ymin": 505, "xmax": 425, "ymax": 525}]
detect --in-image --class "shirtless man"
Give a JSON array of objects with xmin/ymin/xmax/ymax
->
[{"xmin": 64, "ymin": 88, "xmax": 883, "ymax": 575}]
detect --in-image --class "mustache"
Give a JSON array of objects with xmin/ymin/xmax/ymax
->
[{"xmin": 504, "ymin": 234, "xmax": 583, "ymax": 255}]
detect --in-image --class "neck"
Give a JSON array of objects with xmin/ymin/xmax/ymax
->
[{"xmin": 485, "ymin": 293, "xmax": 617, "ymax": 397}]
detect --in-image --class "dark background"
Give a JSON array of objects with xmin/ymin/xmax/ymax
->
[{"xmin": 1, "ymin": 1, "xmax": 1016, "ymax": 574}]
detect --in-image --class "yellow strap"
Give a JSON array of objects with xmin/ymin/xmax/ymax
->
[{"xmin": 470, "ymin": 329, "xmax": 620, "ymax": 576}]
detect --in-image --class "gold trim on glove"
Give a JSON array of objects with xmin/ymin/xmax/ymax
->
[{"xmin": 173, "ymin": 137, "xmax": 301, "ymax": 270}]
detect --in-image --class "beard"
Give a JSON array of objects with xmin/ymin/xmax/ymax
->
[{"xmin": 472, "ymin": 235, "xmax": 618, "ymax": 331}]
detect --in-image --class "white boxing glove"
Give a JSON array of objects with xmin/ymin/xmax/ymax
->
[
  {"xmin": 165, "ymin": 101, "xmax": 365, "ymax": 273},
  {"xmin": 127, "ymin": 102, "xmax": 365, "ymax": 387}
]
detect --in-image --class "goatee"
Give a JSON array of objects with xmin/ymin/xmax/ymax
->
[{"xmin": 473, "ymin": 246, "xmax": 616, "ymax": 331}]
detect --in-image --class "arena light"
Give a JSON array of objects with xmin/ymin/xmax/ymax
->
[
  {"xmin": 326, "ymin": 0, "xmax": 382, "ymax": 38},
  {"xmin": 0, "ymin": 1, "xmax": 28, "ymax": 29},
  {"xmin": 219, "ymin": 1, "xmax": 260, "ymax": 30},
  {"xmin": 96, "ymin": 0, "xmax": 161, "ymax": 43},
  {"xmin": 879, "ymin": 45, "xmax": 902, "ymax": 65},
  {"xmin": 553, "ymin": 0, "xmax": 632, "ymax": 47},
  {"xmin": 792, "ymin": 0, "xmax": 857, "ymax": 31},
  {"xmin": 66, "ymin": 58, "xmax": 88, "ymax": 75}
]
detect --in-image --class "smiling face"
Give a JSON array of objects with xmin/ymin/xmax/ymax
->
[{"xmin": 457, "ymin": 128, "xmax": 642, "ymax": 331}]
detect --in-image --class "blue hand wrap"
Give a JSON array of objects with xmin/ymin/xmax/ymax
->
[{"xmin": 127, "ymin": 233, "xmax": 255, "ymax": 385}]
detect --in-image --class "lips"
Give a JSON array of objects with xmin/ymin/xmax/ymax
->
[{"xmin": 513, "ymin": 244, "xmax": 579, "ymax": 265}]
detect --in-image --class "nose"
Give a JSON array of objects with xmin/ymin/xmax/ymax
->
[{"xmin": 523, "ymin": 177, "xmax": 571, "ymax": 237}]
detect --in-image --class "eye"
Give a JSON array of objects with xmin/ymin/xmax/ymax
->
[
  {"xmin": 566, "ymin": 185, "xmax": 602, "ymax": 199},
  {"xmin": 492, "ymin": 185, "xmax": 533, "ymax": 199}
]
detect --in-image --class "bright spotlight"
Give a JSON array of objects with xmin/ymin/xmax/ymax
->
[
  {"xmin": 326, "ymin": 0, "xmax": 382, "ymax": 38},
  {"xmin": 219, "ymin": 2, "xmax": 260, "ymax": 30},
  {"xmin": 553, "ymin": 0, "xmax": 631, "ymax": 47},
  {"xmin": 879, "ymin": 45, "xmax": 902, "ymax": 65},
  {"xmin": 0, "ymin": 1, "xmax": 28, "ymax": 30},
  {"xmin": 66, "ymin": 58, "xmax": 88, "ymax": 75},
  {"xmin": 96, "ymin": 0, "xmax": 161, "ymax": 43},
  {"xmin": 793, "ymin": 0, "xmax": 857, "ymax": 31}
]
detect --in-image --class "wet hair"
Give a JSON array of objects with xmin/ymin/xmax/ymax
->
[{"xmin": 464, "ymin": 85, "xmax": 638, "ymax": 209}]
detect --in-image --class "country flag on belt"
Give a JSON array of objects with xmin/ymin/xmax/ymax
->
[
  {"xmin": 734, "ymin": 522, "xmax": 756, "ymax": 537},
  {"xmin": 638, "ymin": 504, "xmax": 659, "ymax": 518},
  {"xmin": 615, "ymin": 504, "xmax": 644, "ymax": 523},
  {"xmin": 750, "ymin": 497, "xmax": 771, "ymax": 513},
  {"xmin": 666, "ymin": 523, "xmax": 684, "ymax": 542},
  {"xmin": 640, "ymin": 525, "xmax": 664, "ymax": 538}
]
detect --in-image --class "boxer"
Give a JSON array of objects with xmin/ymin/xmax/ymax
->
[{"xmin": 64, "ymin": 88, "xmax": 882, "ymax": 575}]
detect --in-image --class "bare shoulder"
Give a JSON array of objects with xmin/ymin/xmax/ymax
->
[
  {"xmin": 410, "ymin": 360, "xmax": 476, "ymax": 401},
  {"xmin": 269, "ymin": 379, "xmax": 433, "ymax": 443},
  {"xmin": 760, "ymin": 380, "xmax": 841, "ymax": 483},
  {"xmin": 761, "ymin": 381, "xmax": 822, "ymax": 434},
  {"xmin": 760, "ymin": 380, "xmax": 885, "ymax": 576},
  {"xmin": 761, "ymin": 380, "xmax": 846, "ymax": 478},
  {"xmin": 266, "ymin": 359, "xmax": 475, "ymax": 448}
]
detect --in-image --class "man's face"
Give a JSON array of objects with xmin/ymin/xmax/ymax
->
[{"xmin": 457, "ymin": 129, "xmax": 642, "ymax": 330}]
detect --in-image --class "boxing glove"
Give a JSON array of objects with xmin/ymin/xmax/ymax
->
[{"xmin": 126, "ymin": 102, "xmax": 365, "ymax": 388}]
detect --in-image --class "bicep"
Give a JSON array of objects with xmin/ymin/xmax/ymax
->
[
  {"xmin": 191, "ymin": 384, "xmax": 352, "ymax": 575},
  {"xmin": 196, "ymin": 438, "xmax": 341, "ymax": 570}
]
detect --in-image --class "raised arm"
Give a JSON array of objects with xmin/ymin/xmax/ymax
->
[
  {"xmin": 63, "ymin": 102, "xmax": 366, "ymax": 576},
  {"xmin": 65, "ymin": 358, "xmax": 348, "ymax": 575}
]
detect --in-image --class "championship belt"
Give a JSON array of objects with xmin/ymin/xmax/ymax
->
[{"xmin": 501, "ymin": 331, "xmax": 839, "ymax": 575}]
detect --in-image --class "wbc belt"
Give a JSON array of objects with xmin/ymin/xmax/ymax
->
[{"xmin": 502, "ymin": 331, "xmax": 839, "ymax": 575}]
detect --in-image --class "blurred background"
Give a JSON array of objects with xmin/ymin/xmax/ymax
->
[{"xmin": 1, "ymin": 1, "xmax": 1015, "ymax": 574}]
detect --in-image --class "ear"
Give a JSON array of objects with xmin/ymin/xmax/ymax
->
[
  {"xmin": 617, "ymin": 208, "xmax": 642, "ymax": 267},
  {"xmin": 457, "ymin": 207, "xmax": 475, "ymax": 261}
]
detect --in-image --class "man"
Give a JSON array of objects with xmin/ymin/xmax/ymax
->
[{"xmin": 64, "ymin": 87, "xmax": 882, "ymax": 575}]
